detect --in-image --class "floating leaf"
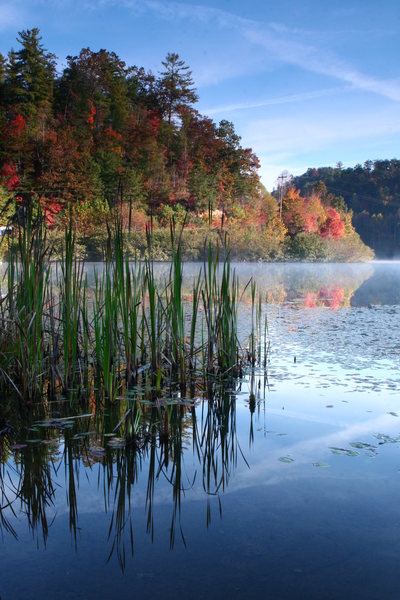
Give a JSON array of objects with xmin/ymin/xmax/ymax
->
[
  {"xmin": 312, "ymin": 462, "xmax": 329, "ymax": 468},
  {"xmin": 365, "ymin": 449, "xmax": 378, "ymax": 457},
  {"xmin": 329, "ymin": 447, "xmax": 359, "ymax": 457},
  {"xmin": 279, "ymin": 456, "xmax": 294, "ymax": 463},
  {"xmin": 350, "ymin": 442, "xmax": 375, "ymax": 449},
  {"xmin": 73, "ymin": 432, "xmax": 93, "ymax": 439},
  {"xmin": 107, "ymin": 437, "xmax": 126, "ymax": 449},
  {"xmin": 374, "ymin": 433, "xmax": 400, "ymax": 444}
]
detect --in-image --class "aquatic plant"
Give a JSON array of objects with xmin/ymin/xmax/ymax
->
[{"xmin": 0, "ymin": 213, "xmax": 267, "ymax": 406}]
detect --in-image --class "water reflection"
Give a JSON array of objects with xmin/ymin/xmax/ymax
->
[
  {"xmin": 2, "ymin": 263, "xmax": 400, "ymax": 599},
  {"xmin": 2, "ymin": 259, "xmax": 397, "ymax": 309},
  {"xmin": 0, "ymin": 379, "xmax": 258, "ymax": 571}
]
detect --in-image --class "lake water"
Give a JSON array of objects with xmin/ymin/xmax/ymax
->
[{"xmin": 1, "ymin": 261, "xmax": 400, "ymax": 600}]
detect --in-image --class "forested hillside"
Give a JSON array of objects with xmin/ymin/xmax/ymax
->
[
  {"xmin": 0, "ymin": 29, "xmax": 372, "ymax": 261},
  {"xmin": 293, "ymin": 161, "xmax": 400, "ymax": 258}
]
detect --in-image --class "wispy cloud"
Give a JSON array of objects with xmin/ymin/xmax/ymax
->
[
  {"xmin": 226, "ymin": 411, "xmax": 399, "ymax": 492},
  {"xmin": 202, "ymin": 86, "xmax": 349, "ymax": 116},
  {"xmin": 245, "ymin": 108, "xmax": 400, "ymax": 158},
  {"xmin": 23, "ymin": 0, "xmax": 400, "ymax": 101},
  {"xmin": 245, "ymin": 107, "xmax": 400, "ymax": 189},
  {"xmin": 244, "ymin": 27, "xmax": 400, "ymax": 102},
  {"xmin": 100, "ymin": 0, "xmax": 400, "ymax": 102}
]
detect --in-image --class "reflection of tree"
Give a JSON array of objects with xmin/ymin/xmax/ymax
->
[{"xmin": 303, "ymin": 286, "xmax": 347, "ymax": 309}]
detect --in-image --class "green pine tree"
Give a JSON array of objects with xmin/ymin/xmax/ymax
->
[{"xmin": 159, "ymin": 53, "xmax": 198, "ymax": 125}]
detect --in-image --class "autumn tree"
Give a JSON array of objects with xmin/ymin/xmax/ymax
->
[
  {"xmin": 282, "ymin": 187, "xmax": 306, "ymax": 234},
  {"xmin": 57, "ymin": 48, "xmax": 130, "ymax": 132},
  {"xmin": 0, "ymin": 29, "xmax": 266, "ymax": 235}
]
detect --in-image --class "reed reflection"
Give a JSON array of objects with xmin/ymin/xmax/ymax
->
[{"xmin": 0, "ymin": 377, "xmax": 263, "ymax": 571}]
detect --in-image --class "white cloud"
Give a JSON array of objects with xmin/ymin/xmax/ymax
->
[
  {"xmin": 225, "ymin": 411, "xmax": 399, "ymax": 493},
  {"xmin": 244, "ymin": 27, "xmax": 400, "ymax": 102},
  {"xmin": 244, "ymin": 107, "xmax": 400, "ymax": 190},
  {"xmin": 114, "ymin": 0, "xmax": 400, "ymax": 102},
  {"xmin": 245, "ymin": 109, "xmax": 400, "ymax": 156},
  {"xmin": 201, "ymin": 86, "xmax": 349, "ymax": 116},
  {"xmin": 25, "ymin": 0, "xmax": 400, "ymax": 102}
]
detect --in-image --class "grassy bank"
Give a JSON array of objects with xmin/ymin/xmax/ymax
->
[{"xmin": 32, "ymin": 223, "xmax": 374, "ymax": 262}]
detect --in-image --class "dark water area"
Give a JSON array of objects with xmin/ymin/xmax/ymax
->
[{"xmin": 1, "ymin": 262, "xmax": 400, "ymax": 600}]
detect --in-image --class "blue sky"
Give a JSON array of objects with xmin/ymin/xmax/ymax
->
[{"xmin": 1, "ymin": 0, "xmax": 399, "ymax": 190}]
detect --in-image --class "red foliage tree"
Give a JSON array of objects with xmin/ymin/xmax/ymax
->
[
  {"xmin": 1, "ymin": 162, "xmax": 19, "ymax": 190},
  {"xmin": 320, "ymin": 207, "xmax": 345, "ymax": 239},
  {"xmin": 86, "ymin": 100, "xmax": 96, "ymax": 127},
  {"xmin": 10, "ymin": 114, "xmax": 26, "ymax": 137}
]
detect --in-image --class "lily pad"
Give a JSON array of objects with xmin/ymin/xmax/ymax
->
[
  {"xmin": 374, "ymin": 433, "xmax": 400, "ymax": 444},
  {"xmin": 73, "ymin": 432, "xmax": 94, "ymax": 440},
  {"xmin": 107, "ymin": 437, "xmax": 126, "ymax": 449},
  {"xmin": 365, "ymin": 449, "xmax": 378, "ymax": 457},
  {"xmin": 329, "ymin": 447, "xmax": 359, "ymax": 457},
  {"xmin": 279, "ymin": 456, "xmax": 294, "ymax": 463},
  {"xmin": 350, "ymin": 442, "xmax": 376, "ymax": 449}
]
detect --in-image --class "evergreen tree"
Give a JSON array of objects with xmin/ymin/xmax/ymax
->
[
  {"xmin": 6, "ymin": 28, "xmax": 56, "ymax": 117},
  {"xmin": 5, "ymin": 49, "xmax": 19, "ymax": 108},
  {"xmin": 58, "ymin": 48, "xmax": 130, "ymax": 132},
  {"xmin": 159, "ymin": 53, "xmax": 198, "ymax": 124},
  {"xmin": 0, "ymin": 53, "xmax": 6, "ymax": 106}
]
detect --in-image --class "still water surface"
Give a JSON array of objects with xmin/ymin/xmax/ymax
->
[{"xmin": 1, "ymin": 262, "xmax": 400, "ymax": 600}]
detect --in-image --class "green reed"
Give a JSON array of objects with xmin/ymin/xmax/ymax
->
[
  {"xmin": 93, "ymin": 247, "xmax": 120, "ymax": 402},
  {"xmin": 201, "ymin": 239, "xmax": 242, "ymax": 377},
  {"xmin": 60, "ymin": 219, "xmax": 85, "ymax": 396},
  {"xmin": 0, "ymin": 212, "xmax": 267, "ymax": 405},
  {"xmin": 6, "ymin": 211, "xmax": 50, "ymax": 400},
  {"xmin": 113, "ymin": 220, "xmax": 142, "ymax": 386}
]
